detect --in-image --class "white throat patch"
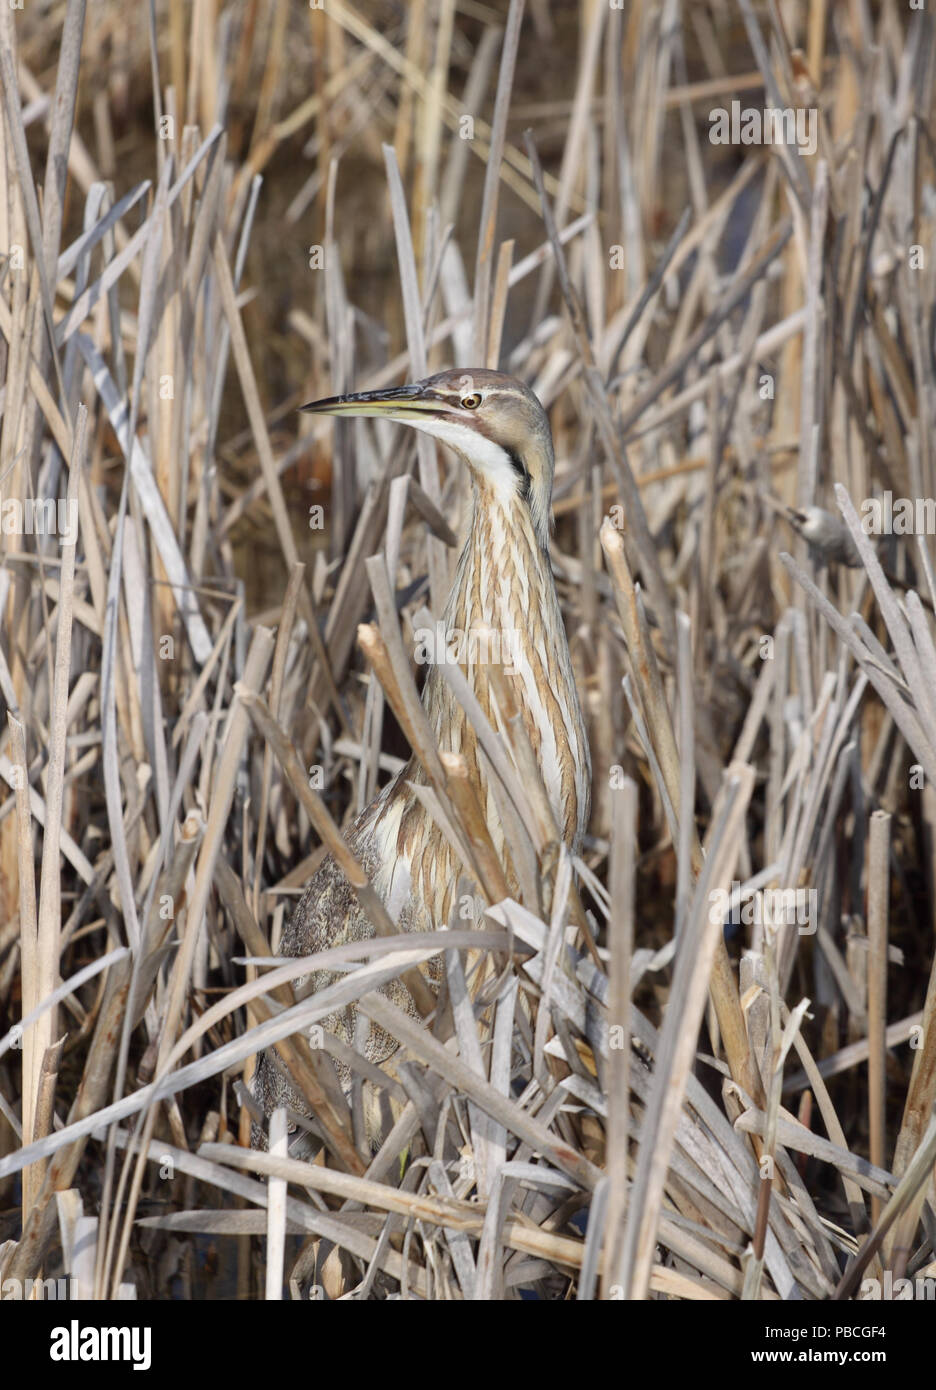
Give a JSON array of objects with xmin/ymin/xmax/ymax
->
[{"xmin": 402, "ymin": 416, "xmax": 524, "ymax": 509}]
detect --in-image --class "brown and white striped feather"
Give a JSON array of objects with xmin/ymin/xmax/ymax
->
[{"xmin": 252, "ymin": 478, "xmax": 590, "ymax": 1139}]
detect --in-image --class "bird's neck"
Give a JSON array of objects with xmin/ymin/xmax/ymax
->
[
  {"xmin": 413, "ymin": 480, "xmax": 590, "ymax": 850},
  {"xmin": 444, "ymin": 479, "xmax": 547, "ymax": 637}
]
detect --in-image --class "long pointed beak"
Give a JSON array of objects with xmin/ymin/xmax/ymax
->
[{"xmin": 300, "ymin": 383, "xmax": 451, "ymax": 421}]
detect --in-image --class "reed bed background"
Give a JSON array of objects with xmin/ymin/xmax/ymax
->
[{"xmin": 1, "ymin": 0, "xmax": 936, "ymax": 1303}]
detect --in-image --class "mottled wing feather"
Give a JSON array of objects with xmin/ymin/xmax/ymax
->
[{"xmin": 250, "ymin": 777, "xmax": 430, "ymax": 1145}]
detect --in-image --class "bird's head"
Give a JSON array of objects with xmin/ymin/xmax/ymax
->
[{"xmin": 301, "ymin": 368, "xmax": 555, "ymax": 547}]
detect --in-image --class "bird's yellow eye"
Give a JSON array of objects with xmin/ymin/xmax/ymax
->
[{"xmin": 460, "ymin": 393, "xmax": 481, "ymax": 409}]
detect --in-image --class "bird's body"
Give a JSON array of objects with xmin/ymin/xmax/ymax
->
[
  {"xmin": 252, "ymin": 370, "xmax": 590, "ymax": 1147},
  {"xmin": 782, "ymin": 502, "xmax": 862, "ymax": 568},
  {"xmin": 764, "ymin": 495, "xmax": 934, "ymax": 611}
]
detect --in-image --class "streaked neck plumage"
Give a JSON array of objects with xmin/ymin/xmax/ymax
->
[{"xmin": 410, "ymin": 474, "xmax": 590, "ymax": 861}]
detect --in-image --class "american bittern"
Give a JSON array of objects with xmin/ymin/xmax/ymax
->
[{"xmin": 252, "ymin": 369, "xmax": 591, "ymax": 1148}]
